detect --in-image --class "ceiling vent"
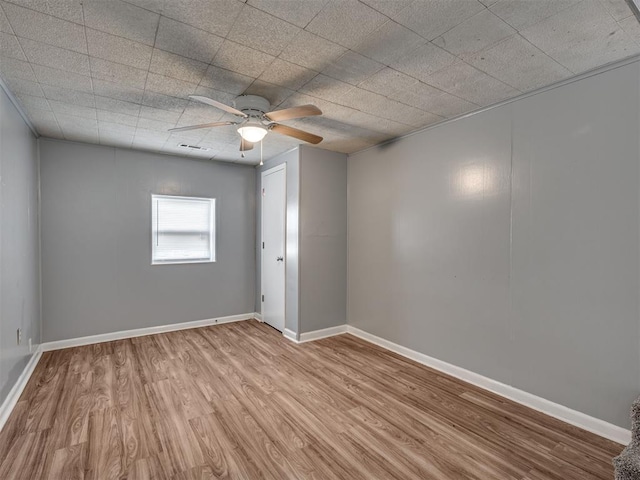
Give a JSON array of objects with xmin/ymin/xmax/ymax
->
[{"xmin": 178, "ymin": 143, "xmax": 209, "ymax": 151}]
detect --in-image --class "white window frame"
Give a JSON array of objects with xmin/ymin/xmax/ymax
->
[{"xmin": 151, "ymin": 194, "xmax": 216, "ymax": 265}]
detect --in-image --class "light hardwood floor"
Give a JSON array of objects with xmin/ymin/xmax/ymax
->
[{"xmin": 0, "ymin": 320, "xmax": 623, "ymax": 479}]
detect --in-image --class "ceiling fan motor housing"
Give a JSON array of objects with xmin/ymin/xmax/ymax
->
[{"xmin": 234, "ymin": 95, "xmax": 271, "ymax": 118}]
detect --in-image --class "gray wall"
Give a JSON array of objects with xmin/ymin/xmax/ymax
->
[
  {"xmin": 256, "ymin": 148, "xmax": 300, "ymax": 333},
  {"xmin": 299, "ymin": 146, "xmax": 347, "ymax": 333},
  {"xmin": 348, "ymin": 60, "xmax": 640, "ymax": 428},
  {"xmin": 40, "ymin": 139, "xmax": 255, "ymax": 342},
  {"xmin": 0, "ymin": 86, "xmax": 40, "ymax": 404}
]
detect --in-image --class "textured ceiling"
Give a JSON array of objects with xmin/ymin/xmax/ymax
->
[{"xmin": 0, "ymin": 0, "xmax": 639, "ymax": 164}]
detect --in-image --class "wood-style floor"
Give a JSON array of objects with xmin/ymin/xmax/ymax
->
[{"xmin": 0, "ymin": 320, "xmax": 622, "ymax": 479}]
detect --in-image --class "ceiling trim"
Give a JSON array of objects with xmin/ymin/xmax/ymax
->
[
  {"xmin": 351, "ymin": 52, "xmax": 640, "ymax": 157},
  {"xmin": 0, "ymin": 76, "xmax": 39, "ymax": 138},
  {"xmin": 626, "ymin": 0, "xmax": 640, "ymax": 21}
]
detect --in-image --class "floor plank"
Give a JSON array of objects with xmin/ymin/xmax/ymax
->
[{"xmin": 0, "ymin": 320, "xmax": 623, "ymax": 479}]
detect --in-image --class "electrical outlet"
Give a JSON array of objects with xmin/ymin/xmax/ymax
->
[{"xmin": 16, "ymin": 328, "xmax": 22, "ymax": 346}]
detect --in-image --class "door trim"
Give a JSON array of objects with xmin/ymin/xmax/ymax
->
[{"xmin": 260, "ymin": 163, "xmax": 287, "ymax": 330}]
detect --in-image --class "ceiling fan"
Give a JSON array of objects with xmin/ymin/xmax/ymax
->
[{"xmin": 169, "ymin": 95, "xmax": 324, "ymax": 152}]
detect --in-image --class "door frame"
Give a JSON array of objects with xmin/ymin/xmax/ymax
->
[{"xmin": 260, "ymin": 163, "xmax": 287, "ymax": 329}]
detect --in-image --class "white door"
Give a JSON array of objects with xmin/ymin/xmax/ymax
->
[{"xmin": 261, "ymin": 165, "xmax": 286, "ymax": 332}]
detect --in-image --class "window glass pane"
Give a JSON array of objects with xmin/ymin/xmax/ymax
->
[{"xmin": 151, "ymin": 195, "xmax": 215, "ymax": 264}]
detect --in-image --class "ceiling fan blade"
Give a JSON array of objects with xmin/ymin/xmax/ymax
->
[
  {"xmin": 239, "ymin": 139, "xmax": 254, "ymax": 151},
  {"xmin": 168, "ymin": 121, "xmax": 236, "ymax": 132},
  {"xmin": 189, "ymin": 95, "xmax": 247, "ymax": 117},
  {"xmin": 265, "ymin": 104, "xmax": 322, "ymax": 122},
  {"xmin": 271, "ymin": 124, "xmax": 323, "ymax": 144}
]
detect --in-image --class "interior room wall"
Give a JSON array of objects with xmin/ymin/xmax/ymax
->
[
  {"xmin": 39, "ymin": 139, "xmax": 256, "ymax": 342},
  {"xmin": 299, "ymin": 146, "xmax": 347, "ymax": 333},
  {"xmin": 0, "ymin": 86, "xmax": 40, "ymax": 405},
  {"xmin": 348, "ymin": 59, "xmax": 640, "ymax": 429}
]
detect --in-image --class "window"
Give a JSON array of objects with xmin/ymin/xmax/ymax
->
[{"xmin": 151, "ymin": 195, "xmax": 215, "ymax": 264}]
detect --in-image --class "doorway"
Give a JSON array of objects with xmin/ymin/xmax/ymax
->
[{"xmin": 261, "ymin": 164, "xmax": 286, "ymax": 332}]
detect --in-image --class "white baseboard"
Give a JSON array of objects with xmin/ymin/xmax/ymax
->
[
  {"xmin": 283, "ymin": 328, "xmax": 298, "ymax": 343},
  {"xmin": 0, "ymin": 347, "xmax": 43, "ymax": 432},
  {"xmin": 255, "ymin": 312, "xmax": 263, "ymax": 322},
  {"xmin": 299, "ymin": 324, "xmax": 348, "ymax": 343},
  {"xmin": 41, "ymin": 313, "xmax": 258, "ymax": 351},
  {"xmin": 346, "ymin": 325, "xmax": 631, "ymax": 445}
]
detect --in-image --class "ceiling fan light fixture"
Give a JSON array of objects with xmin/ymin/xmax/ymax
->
[{"xmin": 237, "ymin": 122, "xmax": 268, "ymax": 143}]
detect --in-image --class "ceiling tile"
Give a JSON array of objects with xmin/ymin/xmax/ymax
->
[
  {"xmin": 33, "ymin": 63, "xmax": 92, "ymax": 92},
  {"xmin": 359, "ymin": 0, "xmax": 413, "ymax": 17},
  {"xmin": 393, "ymin": 0, "xmax": 485, "ymax": 40},
  {"xmin": 19, "ymin": 36, "xmax": 90, "ymax": 75},
  {"xmin": 92, "ymin": 79, "xmax": 144, "ymax": 104},
  {"xmin": 1, "ymin": 75, "xmax": 43, "ymax": 96},
  {"xmin": 520, "ymin": 1, "xmax": 640, "ymax": 72},
  {"xmin": 300, "ymin": 74, "xmax": 354, "ymax": 103},
  {"xmin": 200, "ymin": 64, "xmax": 254, "ymax": 95},
  {"xmin": 619, "ymin": 15, "xmax": 640, "ymax": 45},
  {"xmin": 86, "ymin": 28, "xmax": 152, "ymax": 70},
  {"xmin": 420, "ymin": 92, "xmax": 478, "ymax": 118},
  {"xmin": 0, "ymin": 31, "xmax": 25, "ymax": 59},
  {"xmin": 227, "ymin": 5, "xmax": 300, "ymax": 56},
  {"xmin": 83, "ymin": 0, "xmax": 159, "ymax": 46},
  {"xmin": 149, "ymin": 49, "xmax": 208, "ymax": 84},
  {"xmin": 359, "ymin": 67, "xmax": 444, "ymax": 111},
  {"xmin": 433, "ymin": 10, "xmax": 516, "ymax": 56},
  {"xmin": 54, "ymin": 112, "xmax": 98, "ymax": 129},
  {"xmin": 90, "ymin": 57, "xmax": 147, "ymax": 89},
  {"xmin": 97, "ymin": 109, "xmax": 139, "ymax": 127},
  {"xmin": 279, "ymin": 29, "xmax": 346, "ymax": 71},
  {"xmin": 212, "ymin": 40, "xmax": 275, "ymax": 77},
  {"xmin": 161, "ymin": 0, "xmax": 243, "ymax": 37},
  {"xmin": 2, "ymin": 1, "xmax": 86, "ymax": 53},
  {"xmin": 49, "ymin": 100, "xmax": 97, "ymax": 119},
  {"xmin": 247, "ymin": 0, "xmax": 328, "ymax": 28},
  {"xmin": 598, "ymin": 0, "xmax": 635, "ymax": 21},
  {"xmin": 306, "ymin": 0, "xmax": 388, "ymax": 48},
  {"xmin": 16, "ymin": 92, "xmax": 50, "ymax": 111},
  {"xmin": 354, "ymin": 20, "xmax": 424, "ymax": 65},
  {"xmin": 258, "ymin": 58, "xmax": 317, "ymax": 90},
  {"xmin": 145, "ymin": 72, "xmax": 198, "ymax": 99},
  {"xmin": 133, "ymin": 128, "xmax": 170, "ymax": 142},
  {"xmin": 466, "ymin": 34, "xmax": 572, "ymax": 92},
  {"xmin": 425, "ymin": 61, "xmax": 520, "ymax": 106},
  {"xmin": 155, "ymin": 16, "xmax": 223, "ymax": 63},
  {"xmin": 177, "ymin": 108, "xmax": 224, "ymax": 129},
  {"xmin": 489, "ymin": 0, "xmax": 580, "ymax": 30},
  {"xmin": 141, "ymin": 90, "xmax": 190, "ymax": 112},
  {"xmin": 95, "ymin": 96, "xmax": 141, "ymax": 117},
  {"xmin": 0, "ymin": 5, "xmax": 13, "ymax": 33},
  {"xmin": 323, "ymin": 50, "xmax": 384, "ymax": 85},
  {"xmin": 0, "ymin": 55, "xmax": 35, "ymax": 81},
  {"xmin": 4, "ymin": 0, "xmax": 83, "ymax": 23},
  {"xmin": 244, "ymin": 79, "xmax": 295, "ymax": 107},
  {"xmin": 335, "ymin": 86, "xmax": 428, "ymax": 126},
  {"xmin": 180, "ymin": 97, "xmax": 228, "ymax": 122},
  {"xmin": 124, "ymin": 0, "xmax": 166, "ymax": 14},
  {"xmin": 390, "ymin": 41, "xmax": 457, "ymax": 82},
  {"xmin": 42, "ymin": 84, "xmax": 95, "ymax": 107},
  {"xmin": 29, "ymin": 110, "xmax": 62, "ymax": 136},
  {"xmin": 136, "ymin": 116, "xmax": 175, "ymax": 132},
  {"xmin": 192, "ymin": 85, "xmax": 237, "ymax": 106},
  {"xmin": 139, "ymin": 105, "xmax": 181, "ymax": 123}
]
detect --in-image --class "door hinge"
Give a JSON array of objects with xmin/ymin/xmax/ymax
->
[
  {"xmin": 262, "ymin": 242, "xmax": 264, "ymax": 249},
  {"xmin": 261, "ymin": 294, "xmax": 264, "ymax": 302}
]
